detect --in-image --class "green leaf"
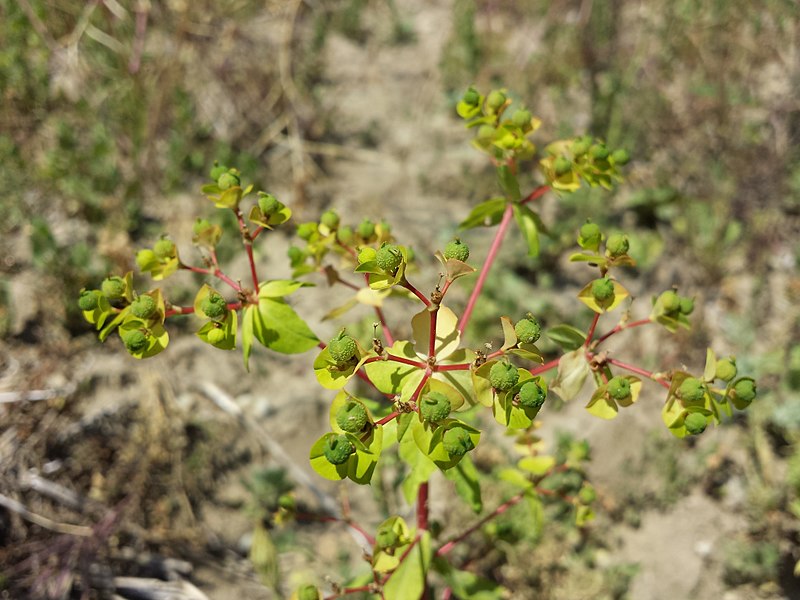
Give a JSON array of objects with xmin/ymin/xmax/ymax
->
[
  {"xmin": 434, "ymin": 557, "xmax": 506, "ymax": 600},
  {"xmin": 703, "ymin": 347, "xmax": 717, "ymax": 382},
  {"xmin": 496, "ymin": 165, "xmax": 521, "ymax": 202},
  {"xmin": 585, "ymin": 386, "xmax": 619, "ymax": 420},
  {"xmin": 444, "ymin": 456, "xmax": 482, "ymax": 513},
  {"xmin": 250, "ymin": 521, "xmax": 279, "ymax": 589},
  {"xmin": 546, "ymin": 325, "xmax": 587, "ymax": 351},
  {"xmin": 313, "ymin": 344, "xmax": 369, "ymax": 390},
  {"xmin": 411, "ymin": 305, "xmax": 461, "ymax": 360},
  {"xmin": 458, "ymin": 197, "xmax": 507, "ymax": 230},
  {"xmin": 196, "ymin": 309, "xmax": 237, "ymax": 350},
  {"xmin": 550, "ymin": 349, "xmax": 589, "ymax": 401},
  {"xmin": 517, "ymin": 455, "xmax": 555, "ymax": 476},
  {"xmin": 258, "ymin": 280, "xmax": 313, "ymax": 298},
  {"xmin": 242, "ymin": 305, "xmax": 256, "ymax": 370},
  {"xmin": 364, "ymin": 341, "xmax": 420, "ymax": 395},
  {"xmin": 399, "ymin": 433, "xmax": 437, "ymax": 504},
  {"xmin": 256, "ymin": 297, "xmax": 319, "ymax": 354},
  {"xmin": 383, "ymin": 532, "xmax": 431, "ymax": 600},
  {"xmin": 512, "ymin": 204, "xmax": 539, "ymax": 257}
]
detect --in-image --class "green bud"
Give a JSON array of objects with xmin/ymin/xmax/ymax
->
[
  {"xmin": 511, "ymin": 109, "xmax": 532, "ymax": 130},
  {"xmin": 123, "ymin": 330, "xmax": 148, "ymax": 353},
  {"xmin": 78, "ymin": 290, "xmax": 98, "ymax": 312},
  {"xmin": 323, "ymin": 434, "xmax": 354, "ymax": 465},
  {"xmin": 684, "ymin": 412, "xmax": 707, "ymax": 435},
  {"xmin": 336, "ymin": 400, "xmax": 368, "ymax": 433},
  {"xmin": 101, "ymin": 276, "xmax": 126, "ymax": 300},
  {"xmin": 605, "ymin": 233, "xmax": 629, "ymax": 257},
  {"xmin": 476, "ymin": 125, "xmax": 495, "ymax": 140},
  {"xmin": 328, "ymin": 331, "xmax": 357, "ymax": 366},
  {"xmin": 679, "ymin": 296, "xmax": 694, "ymax": 315},
  {"xmin": 209, "ymin": 163, "xmax": 227, "ymax": 181},
  {"xmin": 462, "ymin": 87, "xmax": 480, "ymax": 106},
  {"xmin": 486, "ymin": 90, "xmax": 506, "ymax": 111},
  {"xmin": 590, "ymin": 144, "xmax": 609, "ymax": 160},
  {"xmin": 217, "ymin": 170, "xmax": 240, "ymax": 190},
  {"xmin": 607, "ymin": 376, "xmax": 631, "ymax": 400},
  {"xmin": 517, "ymin": 381, "xmax": 546, "ymax": 410},
  {"xmin": 288, "ymin": 245, "xmax": 304, "ymax": 265},
  {"xmin": 442, "ymin": 427, "xmax": 474, "ymax": 457},
  {"xmin": 278, "ymin": 494, "xmax": 295, "ymax": 511},
  {"xmin": 579, "ymin": 220, "xmax": 602, "ymax": 249},
  {"xmin": 419, "ymin": 391, "xmax": 451, "ymax": 422},
  {"xmin": 193, "ymin": 218, "xmax": 212, "ymax": 236},
  {"xmin": 131, "ymin": 295, "xmax": 157, "ymax": 319},
  {"xmin": 136, "ymin": 249, "xmax": 157, "ymax": 271},
  {"xmin": 357, "ymin": 219, "xmax": 375, "ymax": 240},
  {"xmin": 320, "ymin": 209, "xmax": 340, "ymax": 229},
  {"xmin": 578, "ymin": 484, "xmax": 597, "ymax": 505},
  {"xmin": 201, "ymin": 294, "xmax": 227, "ymax": 320},
  {"xmin": 553, "ymin": 156, "xmax": 572, "ymax": 176},
  {"xmin": 611, "ymin": 149, "xmax": 630, "ymax": 165},
  {"xmin": 444, "ymin": 239, "xmax": 470, "ymax": 262},
  {"xmin": 379, "ymin": 220, "xmax": 392, "ymax": 234},
  {"xmin": 732, "ymin": 378, "xmax": 757, "ymax": 405},
  {"xmin": 375, "ymin": 243, "xmax": 403, "ymax": 273},
  {"xmin": 678, "ymin": 377, "xmax": 706, "ymax": 403},
  {"xmin": 296, "ymin": 585, "xmax": 320, "ymax": 600},
  {"xmin": 660, "ymin": 290, "xmax": 681, "ymax": 313},
  {"xmin": 489, "ymin": 362, "xmax": 519, "ymax": 391},
  {"xmin": 571, "ymin": 138, "xmax": 590, "ymax": 156},
  {"xmin": 715, "ymin": 357, "xmax": 737, "ymax": 382},
  {"xmin": 514, "ymin": 314, "xmax": 541, "ymax": 344},
  {"xmin": 153, "ymin": 239, "xmax": 176, "ymax": 260},
  {"xmin": 258, "ymin": 194, "xmax": 280, "ymax": 215},
  {"xmin": 337, "ymin": 225, "xmax": 354, "ymax": 245},
  {"xmin": 296, "ymin": 222, "xmax": 318, "ymax": 241},
  {"xmin": 591, "ymin": 277, "xmax": 615, "ymax": 305},
  {"xmin": 375, "ymin": 526, "xmax": 399, "ymax": 549},
  {"xmin": 206, "ymin": 327, "xmax": 226, "ymax": 345}
]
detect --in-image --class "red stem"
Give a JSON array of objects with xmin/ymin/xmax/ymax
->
[
  {"xmin": 428, "ymin": 308, "xmax": 438, "ymax": 358},
  {"xmin": 376, "ymin": 411, "xmax": 400, "ymax": 426},
  {"xmin": 417, "ymin": 482, "xmax": 429, "ymax": 531},
  {"xmin": 435, "ymin": 362, "xmax": 471, "ymax": 372},
  {"xmin": 363, "ymin": 355, "xmax": 426, "ymax": 369},
  {"xmin": 181, "ymin": 263, "xmax": 241, "ymax": 292},
  {"xmin": 458, "ymin": 203, "xmax": 514, "ymax": 335},
  {"xmin": 375, "ymin": 305, "xmax": 394, "ymax": 346},
  {"xmin": 529, "ymin": 358, "xmax": 560, "ymax": 377},
  {"xmin": 251, "ymin": 225, "xmax": 265, "ymax": 240},
  {"xmin": 401, "ymin": 278, "xmax": 430, "ymax": 306},
  {"xmin": 164, "ymin": 302, "xmax": 241, "ymax": 318},
  {"xmin": 584, "ymin": 313, "xmax": 601, "ymax": 347},
  {"xmin": 323, "ymin": 585, "xmax": 373, "ymax": 599},
  {"xmin": 235, "ymin": 208, "xmax": 260, "ymax": 293},
  {"xmin": 606, "ymin": 357, "xmax": 670, "ymax": 389},
  {"xmin": 437, "ymin": 492, "xmax": 526, "ymax": 556},
  {"xmin": 595, "ymin": 318, "xmax": 652, "ymax": 345},
  {"xmin": 521, "ymin": 184, "xmax": 551, "ymax": 205}
]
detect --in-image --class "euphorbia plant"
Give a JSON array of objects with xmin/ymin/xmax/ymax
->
[{"xmin": 80, "ymin": 87, "xmax": 757, "ymax": 599}]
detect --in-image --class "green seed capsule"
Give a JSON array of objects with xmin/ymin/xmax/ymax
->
[
  {"xmin": 489, "ymin": 362, "xmax": 519, "ymax": 391},
  {"xmin": 101, "ymin": 276, "xmax": 126, "ymax": 300},
  {"xmin": 419, "ymin": 391, "xmax": 451, "ymax": 422},
  {"xmin": 514, "ymin": 314, "xmax": 541, "ymax": 344},
  {"xmin": 678, "ymin": 377, "xmax": 706, "ymax": 403},
  {"xmin": 444, "ymin": 239, "xmax": 470, "ymax": 262},
  {"xmin": 375, "ymin": 526, "xmax": 399, "ymax": 549},
  {"xmin": 78, "ymin": 290, "xmax": 98, "ymax": 312},
  {"xmin": 462, "ymin": 88, "xmax": 480, "ymax": 106},
  {"xmin": 579, "ymin": 221, "xmax": 602, "ymax": 249},
  {"xmin": 258, "ymin": 194, "xmax": 280, "ymax": 215},
  {"xmin": 553, "ymin": 156, "xmax": 572, "ymax": 176},
  {"xmin": 611, "ymin": 149, "xmax": 630, "ymax": 165},
  {"xmin": 607, "ymin": 376, "xmax": 631, "ymax": 400},
  {"xmin": 201, "ymin": 294, "xmax": 227, "ymax": 320},
  {"xmin": 511, "ymin": 109, "xmax": 532, "ymax": 129},
  {"xmin": 375, "ymin": 243, "xmax": 403, "ymax": 273},
  {"xmin": 320, "ymin": 209, "xmax": 340, "ymax": 229},
  {"xmin": 206, "ymin": 327, "xmax": 226, "ymax": 345},
  {"xmin": 357, "ymin": 219, "xmax": 375, "ymax": 240},
  {"xmin": 287, "ymin": 245, "xmax": 304, "ymax": 265},
  {"xmin": 486, "ymin": 90, "xmax": 506, "ymax": 111},
  {"xmin": 518, "ymin": 381, "xmax": 546, "ymax": 410},
  {"xmin": 336, "ymin": 400, "xmax": 368, "ymax": 433},
  {"xmin": 605, "ymin": 233, "xmax": 629, "ymax": 257},
  {"xmin": 684, "ymin": 412, "xmax": 707, "ymax": 435},
  {"xmin": 591, "ymin": 277, "xmax": 615, "ymax": 305},
  {"xmin": 337, "ymin": 225, "xmax": 354, "ymax": 245},
  {"xmin": 660, "ymin": 290, "xmax": 681, "ymax": 313},
  {"xmin": 123, "ymin": 330, "xmax": 148, "ymax": 353},
  {"xmin": 571, "ymin": 138, "xmax": 591, "ymax": 156},
  {"xmin": 733, "ymin": 378, "xmax": 757, "ymax": 405},
  {"xmin": 153, "ymin": 239, "xmax": 176, "ymax": 260},
  {"xmin": 209, "ymin": 163, "xmax": 227, "ymax": 181},
  {"xmin": 328, "ymin": 332, "xmax": 357, "ymax": 366},
  {"xmin": 679, "ymin": 297, "xmax": 694, "ymax": 315},
  {"xmin": 590, "ymin": 144, "xmax": 609, "ymax": 160},
  {"xmin": 442, "ymin": 427, "xmax": 474, "ymax": 457},
  {"xmin": 323, "ymin": 434, "xmax": 354, "ymax": 465},
  {"xmin": 217, "ymin": 171, "xmax": 240, "ymax": 190},
  {"xmin": 476, "ymin": 125, "xmax": 495, "ymax": 140},
  {"xmin": 193, "ymin": 218, "xmax": 212, "ymax": 236},
  {"xmin": 715, "ymin": 357, "xmax": 737, "ymax": 382},
  {"xmin": 296, "ymin": 585, "xmax": 320, "ymax": 600},
  {"xmin": 296, "ymin": 222, "xmax": 318, "ymax": 241},
  {"xmin": 131, "ymin": 295, "xmax": 157, "ymax": 319}
]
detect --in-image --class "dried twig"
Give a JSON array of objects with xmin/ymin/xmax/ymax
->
[{"xmin": 0, "ymin": 492, "xmax": 93, "ymax": 537}]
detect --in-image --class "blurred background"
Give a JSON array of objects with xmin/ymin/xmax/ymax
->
[{"xmin": 1, "ymin": 0, "xmax": 799, "ymax": 598}]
